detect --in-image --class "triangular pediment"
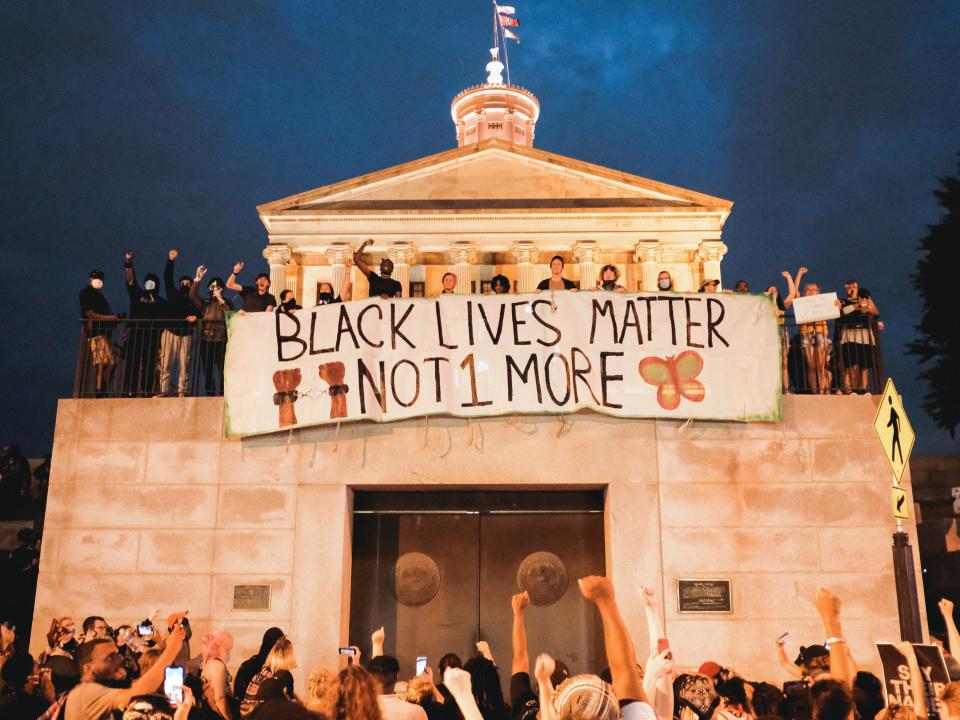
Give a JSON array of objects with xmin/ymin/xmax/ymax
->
[{"xmin": 258, "ymin": 139, "xmax": 732, "ymax": 216}]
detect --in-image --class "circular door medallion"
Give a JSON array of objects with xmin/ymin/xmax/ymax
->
[
  {"xmin": 517, "ymin": 551, "xmax": 568, "ymax": 606},
  {"xmin": 393, "ymin": 552, "xmax": 441, "ymax": 607}
]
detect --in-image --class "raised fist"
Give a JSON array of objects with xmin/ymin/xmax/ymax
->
[
  {"xmin": 169, "ymin": 249, "xmax": 178, "ymax": 261},
  {"xmin": 578, "ymin": 576, "xmax": 615, "ymax": 604},
  {"xmin": 443, "ymin": 667, "xmax": 472, "ymax": 698},
  {"xmin": 798, "ymin": 267, "xmax": 808, "ymax": 275},
  {"xmin": 814, "ymin": 587, "xmax": 841, "ymax": 620},
  {"xmin": 512, "ymin": 591, "xmax": 530, "ymax": 614},
  {"xmin": 534, "ymin": 653, "xmax": 555, "ymax": 684},
  {"xmin": 371, "ymin": 626, "xmax": 385, "ymax": 645},
  {"xmin": 125, "ymin": 251, "xmax": 134, "ymax": 262},
  {"xmin": 195, "ymin": 265, "xmax": 207, "ymax": 280},
  {"xmin": 939, "ymin": 598, "xmax": 954, "ymax": 617},
  {"xmin": 233, "ymin": 261, "xmax": 244, "ymax": 274}
]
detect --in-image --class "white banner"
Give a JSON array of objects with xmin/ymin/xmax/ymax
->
[
  {"xmin": 792, "ymin": 292, "xmax": 840, "ymax": 324},
  {"xmin": 224, "ymin": 292, "xmax": 782, "ymax": 437}
]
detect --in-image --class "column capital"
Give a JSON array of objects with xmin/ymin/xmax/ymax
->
[
  {"xmin": 696, "ymin": 240, "xmax": 728, "ymax": 263},
  {"xmin": 448, "ymin": 243, "xmax": 477, "ymax": 265},
  {"xmin": 262, "ymin": 244, "xmax": 292, "ymax": 266},
  {"xmin": 634, "ymin": 240, "xmax": 663, "ymax": 264},
  {"xmin": 387, "ymin": 243, "xmax": 417, "ymax": 266},
  {"xmin": 325, "ymin": 244, "xmax": 353, "ymax": 266},
  {"xmin": 510, "ymin": 243, "xmax": 539, "ymax": 264},
  {"xmin": 573, "ymin": 242, "xmax": 602, "ymax": 265}
]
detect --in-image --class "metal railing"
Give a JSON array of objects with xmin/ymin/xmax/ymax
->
[
  {"xmin": 74, "ymin": 319, "xmax": 227, "ymax": 398},
  {"xmin": 781, "ymin": 316, "xmax": 885, "ymax": 395},
  {"xmin": 73, "ymin": 316, "xmax": 886, "ymax": 399}
]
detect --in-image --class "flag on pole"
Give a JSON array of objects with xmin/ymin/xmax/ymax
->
[
  {"xmin": 498, "ymin": 15, "xmax": 519, "ymax": 27},
  {"xmin": 503, "ymin": 27, "xmax": 520, "ymax": 42},
  {"xmin": 495, "ymin": 4, "xmax": 516, "ymax": 14}
]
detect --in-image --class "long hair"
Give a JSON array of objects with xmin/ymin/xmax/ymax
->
[
  {"xmin": 464, "ymin": 656, "xmax": 507, "ymax": 720},
  {"xmin": 265, "ymin": 637, "xmax": 297, "ymax": 673},
  {"xmin": 324, "ymin": 665, "xmax": 383, "ymax": 720}
]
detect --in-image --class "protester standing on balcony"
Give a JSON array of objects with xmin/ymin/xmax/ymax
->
[
  {"xmin": 657, "ymin": 270, "xmax": 674, "ymax": 291},
  {"xmin": 837, "ymin": 279, "xmax": 879, "ymax": 394},
  {"xmin": 354, "ymin": 239, "xmax": 403, "ymax": 299},
  {"xmin": 789, "ymin": 268, "xmax": 834, "ymax": 394},
  {"xmin": 227, "ymin": 262, "xmax": 277, "ymax": 312},
  {"xmin": 766, "ymin": 271, "xmax": 799, "ymax": 392},
  {"xmin": 123, "ymin": 251, "xmax": 167, "ymax": 396},
  {"xmin": 79, "ymin": 269, "xmax": 118, "ymax": 397},
  {"xmin": 190, "ymin": 266, "xmax": 232, "ymax": 396},
  {"xmin": 440, "ymin": 272, "xmax": 457, "ymax": 295},
  {"xmin": 536, "ymin": 256, "xmax": 577, "ymax": 291},
  {"xmin": 278, "ymin": 290, "xmax": 302, "ymax": 313},
  {"xmin": 597, "ymin": 264, "xmax": 627, "ymax": 292},
  {"xmin": 157, "ymin": 250, "xmax": 198, "ymax": 398},
  {"xmin": 489, "ymin": 274, "xmax": 510, "ymax": 295}
]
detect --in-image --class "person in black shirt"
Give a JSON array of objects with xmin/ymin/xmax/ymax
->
[
  {"xmin": 226, "ymin": 261, "xmax": 277, "ymax": 312},
  {"xmin": 79, "ymin": 269, "xmax": 118, "ymax": 396},
  {"xmin": 190, "ymin": 267, "xmax": 233, "ymax": 396},
  {"xmin": 123, "ymin": 251, "xmax": 167, "ymax": 396},
  {"xmin": 353, "ymin": 239, "xmax": 403, "ymax": 299},
  {"xmin": 536, "ymin": 256, "xmax": 578, "ymax": 292},
  {"xmin": 157, "ymin": 250, "xmax": 199, "ymax": 397}
]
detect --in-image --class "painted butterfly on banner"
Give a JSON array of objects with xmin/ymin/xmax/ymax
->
[{"xmin": 638, "ymin": 350, "xmax": 706, "ymax": 410}]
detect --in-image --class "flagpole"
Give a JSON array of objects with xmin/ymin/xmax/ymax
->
[{"xmin": 494, "ymin": 0, "xmax": 512, "ymax": 84}]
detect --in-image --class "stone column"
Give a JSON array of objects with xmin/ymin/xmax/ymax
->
[
  {"xmin": 510, "ymin": 243, "xmax": 540, "ymax": 294},
  {"xmin": 635, "ymin": 240, "xmax": 662, "ymax": 291},
  {"xmin": 325, "ymin": 245, "xmax": 353, "ymax": 300},
  {"xmin": 696, "ymin": 240, "xmax": 729, "ymax": 290},
  {"xmin": 448, "ymin": 243, "xmax": 477, "ymax": 295},
  {"xmin": 387, "ymin": 243, "xmax": 416, "ymax": 298},
  {"xmin": 262, "ymin": 244, "xmax": 292, "ymax": 296},
  {"xmin": 573, "ymin": 242, "xmax": 602, "ymax": 290}
]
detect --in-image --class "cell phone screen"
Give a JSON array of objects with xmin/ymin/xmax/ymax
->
[
  {"xmin": 138, "ymin": 624, "xmax": 154, "ymax": 636},
  {"xmin": 164, "ymin": 666, "xmax": 184, "ymax": 706},
  {"xmin": 416, "ymin": 656, "xmax": 427, "ymax": 676},
  {"xmin": 338, "ymin": 647, "xmax": 357, "ymax": 656}
]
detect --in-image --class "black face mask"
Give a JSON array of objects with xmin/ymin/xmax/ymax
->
[
  {"xmin": 282, "ymin": 299, "xmax": 297, "ymax": 311},
  {"xmin": 179, "ymin": 285, "xmax": 190, "ymax": 295},
  {"xmin": 61, "ymin": 638, "xmax": 77, "ymax": 654},
  {"xmin": 601, "ymin": 280, "xmax": 617, "ymax": 291},
  {"xmin": 318, "ymin": 292, "xmax": 333, "ymax": 304}
]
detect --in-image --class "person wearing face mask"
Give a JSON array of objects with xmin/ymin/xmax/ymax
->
[
  {"xmin": 79, "ymin": 270, "xmax": 119, "ymax": 397},
  {"xmin": 190, "ymin": 266, "xmax": 233, "ymax": 396},
  {"xmin": 595, "ymin": 264, "xmax": 626, "ymax": 293},
  {"xmin": 656, "ymin": 271, "xmax": 674, "ymax": 292},
  {"xmin": 157, "ymin": 249, "xmax": 199, "ymax": 397},
  {"xmin": 277, "ymin": 290, "xmax": 302, "ymax": 313},
  {"xmin": 836, "ymin": 279, "xmax": 880, "ymax": 394},
  {"xmin": 123, "ymin": 251, "xmax": 168, "ymax": 396}
]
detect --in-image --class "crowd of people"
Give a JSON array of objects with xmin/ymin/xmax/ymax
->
[
  {"xmin": 3, "ymin": 578, "xmax": 958, "ymax": 720},
  {"xmin": 0, "ymin": 447, "xmax": 49, "ymax": 519},
  {"xmin": 78, "ymin": 244, "xmax": 883, "ymax": 398}
]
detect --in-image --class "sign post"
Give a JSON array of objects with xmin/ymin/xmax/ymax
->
[{"xmin": 874, "ymin": 378, "xmax": 921, "ymax": 642}]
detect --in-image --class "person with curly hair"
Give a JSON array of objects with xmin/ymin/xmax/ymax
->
[{"xmin": 324, "ymin": 664, "xmax": 383, "ymax": 720}]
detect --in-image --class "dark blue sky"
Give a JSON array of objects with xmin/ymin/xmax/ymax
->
[{"xmin": 3, "ymin": 1, "xmax": 958, "ymax": 455}]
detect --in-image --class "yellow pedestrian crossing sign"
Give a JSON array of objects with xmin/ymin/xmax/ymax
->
[
  {"xmin": 892, "ymin": 486, "xmax": 909, "ymax": 520},
  {"xmin": 873, "ymin": 378, "xmax": 915, "ymax": 484}
]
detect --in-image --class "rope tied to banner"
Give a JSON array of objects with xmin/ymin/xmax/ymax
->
[
  {"xmin": 508, "ymin": 413, "xmax": 538, "ymax": 435},
  {"xmin": 556, "ymin": 415, "xmax": 572, "ymax": 438}
]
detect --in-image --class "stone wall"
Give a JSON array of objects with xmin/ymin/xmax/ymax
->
[{"xmin": 32, "ymin": 395, "xmax": 920, "ymax": 683}]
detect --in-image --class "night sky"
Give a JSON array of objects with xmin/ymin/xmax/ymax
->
[{"xmin": 3, "ymin": 1, "xmax": 959, "ymax": 455}]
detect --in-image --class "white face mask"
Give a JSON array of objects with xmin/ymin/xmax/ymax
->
[
  {"xmin": 144, "ymin": 280, "xmax": 156, "ymax": 291},
  {"xmin": 658, "ymin": 279, "xmax": 671, "ymax": 290},
  {"xmin": 91, "ymin": 278, "xmax": 104, "ymax": 290}
]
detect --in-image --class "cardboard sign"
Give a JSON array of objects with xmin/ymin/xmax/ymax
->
[
  {"xmin": 792, "ymin": 292, "xmax": 840, "ymax": 324},
  {"xmin": 877, "ymin": 643, "xmax": 950, "ymax": 720}
]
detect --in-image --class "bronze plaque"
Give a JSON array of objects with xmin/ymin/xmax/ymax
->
[
  {"xmin": 233, "ymin": 584, "xmax": 271, "ymax": 611},
  {"xmin": 516, "ymin": 551, "xmax": 569, "ymax": 606},
  {"xmin": 677, "ymin": 579, "xmax": 732, "ymax": 613},
  {"xmin": 393, "ymin": 551, "xmax": 441, "ymax": 607}
]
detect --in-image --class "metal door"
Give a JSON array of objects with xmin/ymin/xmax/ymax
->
[{"xmin": 349, "ymin": 492, "xmax": 605, "ymax": 684}]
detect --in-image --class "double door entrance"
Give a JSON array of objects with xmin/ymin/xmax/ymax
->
[{"xmin": 349, "ymin": 491, "xmax": 606, "ymax": 683}]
